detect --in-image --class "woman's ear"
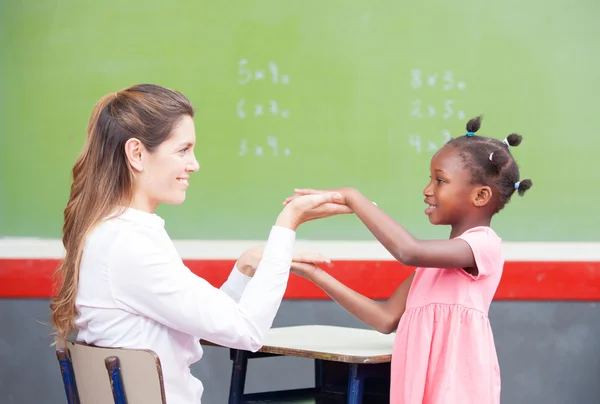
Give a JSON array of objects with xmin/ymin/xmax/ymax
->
[
  {"xmin": 124, "ymin": 138, "xmax": 144, "ymax": 172},
  {"xmin": 473, "ymin": 185, "xmax": 492, "ymax": 207}
]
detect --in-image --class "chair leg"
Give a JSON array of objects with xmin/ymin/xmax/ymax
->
[
  {"xmin": 228, "ymin": 349, "xmax": 248, "ymax": 404},
  {"xmin": 56, "ymin": 348, "xmax": 81, "ymax": 404},
  {"xmin": 347, "ymin": 364, "xmax": 364, "ymax": 404},
  {"xmin": 105, "ymin": 356, "xmax": 128, "ymax": 404}
]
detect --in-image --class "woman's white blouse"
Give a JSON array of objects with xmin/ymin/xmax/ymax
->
[{"xmin": 75, "ymin": 207, "xmax": 295, "ymax": 403}]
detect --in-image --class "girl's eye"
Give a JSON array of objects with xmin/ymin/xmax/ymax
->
[
  {"xmin": 436, "ymin": 178, "xmax": 444, "ymax": 184},
  {"xmin": 179, "ymin": 146, "xmax": 190, "ymax": 153}
]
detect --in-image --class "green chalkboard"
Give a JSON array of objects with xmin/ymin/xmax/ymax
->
[{"xmin": 1, "ymin": 0, "xmax": 599, "ymax": 241}]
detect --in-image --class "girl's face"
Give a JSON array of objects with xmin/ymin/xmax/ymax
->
[
  {"xmin": 422, "ymin": 146, "xmax": 482, "ymax": 226},
  {"xmin": 129, "ymin": 115, "xmax": 200, "ymax": 213}
]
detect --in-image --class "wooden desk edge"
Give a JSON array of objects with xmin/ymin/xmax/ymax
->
[{"xmin": 200, "ymin": 340, "xmax": 392, "ymax": 364}]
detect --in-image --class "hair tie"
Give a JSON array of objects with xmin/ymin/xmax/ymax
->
[
  {"xmin": 466, "ymin": 131, "xmax": 475, "ymax": 137},
  {"xmin": 503, "ymin": 138, "xmax": 510, "ymax": 147},
  {"xmin": 489, "ymin": 152, "xmax": 494, "ymax": 161},
  {"xmin": 514, "ymin": 181, "xmax": 520, "ymax": 190}
]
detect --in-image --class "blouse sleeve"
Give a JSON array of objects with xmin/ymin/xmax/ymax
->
[
  {"xmin": 220, "ymin": 264, "xmax": 252, "ymax": 302},
  {"xmin": 107, "ymin": 226, "xmax": 294, "ymax": 352}
]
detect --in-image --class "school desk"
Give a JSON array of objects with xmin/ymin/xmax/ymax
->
[{"xmin": 201, "ymin": 325, "xmax": 394, "ymax": 403}]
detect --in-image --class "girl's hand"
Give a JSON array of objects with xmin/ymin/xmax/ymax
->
[
  {"xmin": 283, "ymin": 188, "xmax": 352, "ymax": 206},
  {"xmin": 283, "ymin": 188, "xmax": 375, "ymax": 209},
  {"xmin": 290, "ymin": 261, "xmax": 323, "ymax": 280}
]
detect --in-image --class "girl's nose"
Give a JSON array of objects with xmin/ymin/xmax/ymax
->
[{"xmin": 423, "ymin": 181, "xmax": 434, "ymax": 196}]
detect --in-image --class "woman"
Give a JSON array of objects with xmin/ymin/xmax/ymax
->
[{"xmin": 50, "ymin": 84, "xmax": 349, "ymax": 403}]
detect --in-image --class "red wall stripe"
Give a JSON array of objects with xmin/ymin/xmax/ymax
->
[{"xmin": 1, "ymin": 259, "xmax": 599, "ymax": 300}]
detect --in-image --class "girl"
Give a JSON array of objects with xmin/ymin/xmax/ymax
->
[
  {"xmin": 49, "ymin": 84, "xmax": 350, "ymax": 404},
  {"xmin": 285, "ymin": 116, "xmax": 532, "ymax": 404}
]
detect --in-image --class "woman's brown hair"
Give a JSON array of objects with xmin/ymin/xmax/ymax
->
[{"xmin": 50, "ymin": 84, "xmax": 194, "ymax": 344}]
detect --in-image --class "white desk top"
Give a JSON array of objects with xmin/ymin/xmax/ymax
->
[{"xmin": 250, "ymin": 325, "xmax": 395, "ymax": 364}]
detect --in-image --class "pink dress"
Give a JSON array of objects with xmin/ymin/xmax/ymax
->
[{"xmin": 390, "ymin": 226, "xmax": 503, "ymax": 404}]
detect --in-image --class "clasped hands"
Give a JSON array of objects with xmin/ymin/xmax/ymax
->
[{"xmin": 237, "ymin": 187, "xmax": 358, "ymax": 280}]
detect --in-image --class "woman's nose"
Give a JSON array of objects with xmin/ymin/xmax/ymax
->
[{"xmin": 187, "ymin": 156, "xmax": 200, "ymax": 172}]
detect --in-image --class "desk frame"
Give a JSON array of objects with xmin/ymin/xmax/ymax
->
[{"xmin": 224, "ymin": 346, "xmax": 391, "ymax": 403}]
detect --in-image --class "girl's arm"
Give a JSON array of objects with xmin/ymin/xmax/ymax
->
[
  {"xmin": 293, "ymin": 188, "xmax": 476, "ymax": 269},
  {"xmin": 291, "ymin": 262, "xmax": 415, "ymax": 334}
]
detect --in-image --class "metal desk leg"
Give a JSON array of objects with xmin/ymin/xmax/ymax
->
[
  {"xmin": 347, "ymin": 364, "xmax": 365, "ymax": 404},
  {"xmin": 228, "ymin": 349, "xmax": 248, "ymax": 404},
  {"xmin": 315, "ymin": 359, "xmax": 324, "ymax": 390}
]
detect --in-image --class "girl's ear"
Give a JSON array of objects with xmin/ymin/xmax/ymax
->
[
  {"xmin": 472, "ymin": 185, "xmax": 492, "ymax": 207},
  {"xmin": 124, "ymin": 138, "xmax": 144, "ymax": 172}
]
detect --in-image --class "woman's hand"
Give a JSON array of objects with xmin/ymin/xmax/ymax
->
[
  {"xmin": 275, "ymin": 192, "xmax": 352, "ymax": 231},
  {"xmin": 237, "ymin": 246, "xmax": 331, "ymax": 277}
]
